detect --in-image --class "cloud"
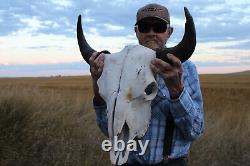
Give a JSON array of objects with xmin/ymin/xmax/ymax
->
[
  {"xmin": 25, "ymin": 45, "xmax": 63, "ymax": 49},
  {"xmin": 1, "ymin": 0, "xmax": 250, "ymax": 41},
  {"xmin": 19, "ymin": 16, "xmax": 46, "ymax": 33},
  {"xmin": 0, "ymin": 32, "xmax": 81, "ymax": 65},
  {"xmin": 103, "ymin": 23, "xmax": 125, "ymax": 31},
  {"xmin": 0, "ymin": 62, "xmax": 86, "ymax": 71},
  {"xmin": 50, "ymin": 0, "xmax": 73, "ymax": 8},
  {"xmin": 0, "ymin": 62, "xmax": 90, "ymax": 77},
  {"xmin": 0, "ymin": 24, "xmax": 137, "ymax": 65},
  {"xmin": 239, "ymin": 16, "xmax": 250, "ymax": 24},
  {"xmin": 214, "ymin": 40, "xmax": 250, "ymax": 50},
  {"xmin": 194, "ymin": 60, "xmax": 250, "ymax": 67}
]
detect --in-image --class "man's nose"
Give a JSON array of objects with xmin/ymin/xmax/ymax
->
[{"xmin": 147, "ymin": 28, "xmax": 156, "ymax": 35}]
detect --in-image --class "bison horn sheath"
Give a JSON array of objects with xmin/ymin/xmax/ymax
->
[
  {"xmin": 77, "ymin": 15, "xmax": 96, "ymax": 64},
  {"xmin": 77, "ymin": 7, "xmax": 196, "ymax": 64},
  {"xmin": 155, "ymin": 7, "xmax": 196, "ymax": 63}
]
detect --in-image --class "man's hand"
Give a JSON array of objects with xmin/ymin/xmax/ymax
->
[
  {"xmin": 89, "ymin": 52, "xmax": 105, "ymax": 82},
  {"xmin": 89, "ymin": 52, "xmax": 106, "ymax": 105},
  {"xmin": 150, "ymin": 53, "xmax": 183, "ymax": 99}
]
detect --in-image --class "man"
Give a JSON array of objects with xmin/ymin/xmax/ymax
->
[{"xmin": 89, "ymin": 3, "xmax": 204, "ymax": 166}]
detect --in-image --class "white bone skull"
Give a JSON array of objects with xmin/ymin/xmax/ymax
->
[{"xmin": 97, "ymin": 45, "xmax": 158, "ymax": 165}]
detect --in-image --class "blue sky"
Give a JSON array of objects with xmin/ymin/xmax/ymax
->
[{"xmin": 0, "ymin": 0, "xmax": 250, "ymax": 77}]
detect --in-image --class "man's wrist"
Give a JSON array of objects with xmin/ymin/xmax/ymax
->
[
  {"xmin": 169, "ymin": 85, "xmax": 183, "ymax": 99},
  {"xmin": 92, "ymin": 78, "xmax": 106, "ymax": 106},
  {"xmin": 93, "ymin": 95, "xmax": 106, "ymax": 106}
]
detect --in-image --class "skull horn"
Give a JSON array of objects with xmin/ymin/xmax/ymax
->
[
  {"xmin": 156, "ymin": 7, "xmax": 196, "ymax": 63},
  {"xmin": 77, "ymin": 15, "xmax": 96, "ymax": 64}
]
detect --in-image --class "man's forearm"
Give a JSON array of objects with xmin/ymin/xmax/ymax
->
[
  {"xmin": 92, "ymin": 79, "xmax": 108, "ymax": 137},
  {"xmin": 169, "ymin": 88, "xmax": 204, "ymax": 141}
]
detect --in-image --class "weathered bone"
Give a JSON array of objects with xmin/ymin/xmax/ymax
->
[
  {"xmin": 156, "ymin": 7, "xmax": 196, "ymax": 63},
  {"xmin": 97, "ymin": 45, "xmax": 157, "ymax": 165}
]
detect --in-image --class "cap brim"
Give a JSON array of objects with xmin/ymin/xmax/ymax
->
[{"xmin": 135, "ymin": 16, "xmax": 169, "ymax": 25}]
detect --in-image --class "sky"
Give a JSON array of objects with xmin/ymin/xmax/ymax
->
[{"xmin": 0, "ymin": 0, "xmax": 250, "ymax": 77}]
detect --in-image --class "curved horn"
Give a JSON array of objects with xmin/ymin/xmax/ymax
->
[
  {"xmin": 156, "ymin": 7, "xmax": 196, "ymax": 63},
  {"xmin": 77, "ymin": 15, "xmax": 96, "ymax": 64}
]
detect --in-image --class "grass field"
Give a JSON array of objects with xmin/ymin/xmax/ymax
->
[{"xmin": 0, "ymin": 74, "xmax": 249, "ymax": 166}]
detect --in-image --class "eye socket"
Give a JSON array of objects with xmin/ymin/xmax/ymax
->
[
  {"xmin": 145, "ymin": 82, "xmax": 156, "ymax": 95},
  {"xmin": 144, "ymin": 82, "xmax": 157, "ymax": 101}
]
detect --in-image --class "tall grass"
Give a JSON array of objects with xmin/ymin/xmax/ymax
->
[
  {"xmin": 0, "ymin": 75, "xmax": 249, "ymax": 166},
  {"xmin": 189, "ymin": 87, "xmax": 250, "ymax": 166},
  {"xmin": 0, "ymin": 85, "xmax": 109, "ymax": 166}
]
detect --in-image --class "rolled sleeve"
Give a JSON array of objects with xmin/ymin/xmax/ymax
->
[
  {"xmin": 168, "ymin": 61, "xmax": 204, "ymax": 141},
  {"xmin": 93, "ymin": 98, "xmax": 109, "ymax": 137},
  {"xmin": 169, "ymin": 88, "xmax": 192, "ymax": 118}
]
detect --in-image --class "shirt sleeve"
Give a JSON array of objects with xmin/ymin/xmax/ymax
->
[
  {"xmin": 93, "ymin": 98, "xmax": 109, "ymax": 137},
  {"xmin": 169, "ymin": 61, "xmax": 204, "ymax": 141}
]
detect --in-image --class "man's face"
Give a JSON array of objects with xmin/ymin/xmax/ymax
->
[{"xmin": 135, "ymin": 17, "xmax": 173, "ymax": 50}]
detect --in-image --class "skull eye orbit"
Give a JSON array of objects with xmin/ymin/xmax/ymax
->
[{"xmin": 145, "ymin": 82, "xmax": 157, "ymax": 95}]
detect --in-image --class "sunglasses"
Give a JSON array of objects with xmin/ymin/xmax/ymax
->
[{"xmin": 136, "ymin": 22, "xmax": 169, "ymax": 33}]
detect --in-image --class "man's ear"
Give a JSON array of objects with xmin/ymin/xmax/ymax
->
[
  {"xmin": 134, "ymin": 27, "xmax": 139, "ymax": 39},
  {"xmin": 168, "ymin": 26, "xmax": 173, "ymax": 36}
]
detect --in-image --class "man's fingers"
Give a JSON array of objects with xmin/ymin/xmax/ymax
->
[
  {"xmin": 98, "ymin": 67, "xmax": 103, "ymax": 73},
  {"xmin": 150, "ymin": 56, "xmax": 182, "ymax": 80},
  {"xmin": 151, "ymin": 58, "xmax": 172, "ymax": 73},
  {"xmin": 89, "ymin": 52, "xmax": 98, "ymax": 66},
  {"xmin": 90, "ymin": 52, "xmax": 105, "ymax": 69},
  {"xmin": 90, "ymin": 53, "xmax": 105, "ymax": 77},
  {"xmin": 96, "ymin": 53, "xmax": 105, "ymax": 63},
  {"xmin": 95, "ymin": 53, "xmax": 105, "ymax": 68},
  {"xmin": 167, "ymin": 54, "xmax": 181, "ymax": 68}
]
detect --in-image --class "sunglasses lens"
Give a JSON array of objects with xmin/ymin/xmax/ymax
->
[
  {"xmin": 138, "ymin": 23, "xmax": 151, "ymax": 33},
  {"xmin": 153, "ymin": 23, "xmax": 167, "ymax": 33},
  {"xmin": 137, "ymin": 22, "xmax": 167, "ymax": 33}
]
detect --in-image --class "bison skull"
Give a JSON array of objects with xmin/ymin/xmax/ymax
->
[{"xmin": 98, "ymin": 45, "xmax": 157, "ymax": 165}]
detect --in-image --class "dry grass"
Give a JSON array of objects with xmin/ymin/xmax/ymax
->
[
  {"xmin": 189, "ymin": 74, "xmax": 250, "ymax": 166},
  {"xmin": 0, "ymin": 74, "xmax": 249, "ymax": 166}
]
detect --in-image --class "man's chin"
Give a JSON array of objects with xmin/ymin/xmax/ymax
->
[{"xmin": 144, "ymin": 41, "xmax": 160, "ymax": 50}]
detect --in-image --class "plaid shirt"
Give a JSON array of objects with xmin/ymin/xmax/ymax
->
[{"xmin": 93, "ymin": 60, "xmax": 204, "ymax": 165}]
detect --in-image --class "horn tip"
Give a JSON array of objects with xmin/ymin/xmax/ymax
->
[
  {"xmin": 184, "ymin": 7, "xmax": 189, "ymax": 15},
  {"xmin": 77, "ymin": 15, "xmax": 82, "ymax": 26},
  {"xmin": 183, "ymin": 7, "xmax": 193, "ymax": 20},
  {"xmin": 78, "ymin": 15, "xmax": 81, "ymax": 20}
]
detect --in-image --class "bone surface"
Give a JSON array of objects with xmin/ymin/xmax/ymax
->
[{"xmin": 97, "ymin": 45, "xmax": 158, "ymax": 165}]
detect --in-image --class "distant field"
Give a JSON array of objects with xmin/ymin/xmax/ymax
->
[
  {"xmin": 200, "ymin": 74, "xmax": 250, "ymax": 89},
  {"xmin": 0, "ymin": 74, "xmax": 249, "ymax": 166}
]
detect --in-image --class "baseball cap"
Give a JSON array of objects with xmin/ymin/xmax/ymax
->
[{"xmin": 136, "ymin": 3, "xmax": 170, "ymax": 25}]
